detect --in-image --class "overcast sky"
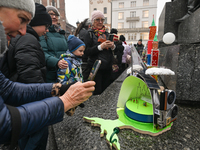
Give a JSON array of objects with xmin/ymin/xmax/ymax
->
[{"xmin": 65, "ymin": 0, "xmax": 171, "ymax": 27}]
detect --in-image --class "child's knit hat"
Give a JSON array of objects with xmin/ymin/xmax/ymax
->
[
  {"xmin": 0, "ymin": 0, "xmax": 35, "ymax": 18},
  {"xmin": 67, "ymin": 35, "xmax": 85, "ymax": 53}
]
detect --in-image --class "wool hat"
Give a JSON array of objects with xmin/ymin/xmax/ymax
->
[
  {"xmin": 0, "ymin": 0, "xmax": 35, "ymax": 18},
  {"xmin": 68, "ymin": 35, "xmax": 85, "ymax": 53},
  {"xmin": 139, "ymin": 39, "xmax": 142, "ymax": 42},
  {"xmin": 29, "ymin": 3, "xmax": 52, "ymax": 27},
  {"xmin": 91, "ymin": 10, "xmax": 105, "ymax": 22},
  {"xmin": 120, "ymin": 35, "xmax": 126, "ymax": 42},
  {"xmin": 46, "ymin": 5, "xmax": 60, "ymax": 16},
  {"xmin": 110, "ymin": 28, "xmax": 118, "ymax": 34}
]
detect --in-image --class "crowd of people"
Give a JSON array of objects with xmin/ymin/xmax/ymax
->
[{"xmin": 0, "ymin": 1, "xmax": 133, "ymax": 150}]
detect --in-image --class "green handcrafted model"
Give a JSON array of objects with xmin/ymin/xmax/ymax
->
[{"xmin": 84, "ymin": 76, "xmax": 176, "ymax": 150}]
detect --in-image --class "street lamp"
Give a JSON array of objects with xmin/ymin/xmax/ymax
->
[
  {"xmin": 52, "ymin": 0, "xmax": 55, "ymax": 6},
  {"xmin": 76, "ymin": 21, "xmax": 80, "ymax": 27}
]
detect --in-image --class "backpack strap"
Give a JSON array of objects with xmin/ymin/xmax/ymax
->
[{"xmin": 6, "ymin": 105, "xmax": 21, "ymax": 150}]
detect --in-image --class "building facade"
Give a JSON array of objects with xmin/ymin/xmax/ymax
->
[
  {"xmin": 112, "ymin": 0, "xmax": 157, "ymax": 45},
  {"xmin": 89, "ymin": 0, "xmax": 112, "ymax": 31},
  {"xmin": 34, "ymin": 0, "xmax": 67, "ymax": 30}
]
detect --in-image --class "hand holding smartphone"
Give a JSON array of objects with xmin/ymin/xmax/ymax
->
[
  {"xmin": 88, "ymin": 60, "xmax": 101, "ymax": 81},
  {"xmin": 108, "ymin": 34, "xmax": 114, "ymax": 41}
]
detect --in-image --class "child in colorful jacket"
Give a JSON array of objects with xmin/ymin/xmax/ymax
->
[{"xmin": 57, "ymin": 35, "xmax": 85, "ymax": 84}]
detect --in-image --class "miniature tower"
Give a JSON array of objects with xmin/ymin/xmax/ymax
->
[
  {"xmin": 147, "ymin": 16, "xmax": 157, "ymax": 65},
  {"xmin": 148, "ymin": 16, "xmax": 156, "ymax": 41},
  {"xmin": 151, "ymin": 34, "xmax": 159, "ymax": 66}
]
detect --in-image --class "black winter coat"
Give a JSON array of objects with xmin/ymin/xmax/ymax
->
[
  {"xmin": 84, "ymin": 29, "xmax": 113, "ymax": 70},
  {"xmin": 8, "ymin": 25, "xmax": 46, "ymax": 83},
  {"xmin": 78, "ymin": 28, "xmax": 88, "ymax": 62},
  {"xmin": 113, "ymin": 40, "xmax": 124, "ymax": 67}
]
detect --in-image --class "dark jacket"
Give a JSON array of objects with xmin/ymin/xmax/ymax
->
[
  {"xmin": 134, "ymin": 43, "xmax": 144, "ymax": 53},
  {"xmin": 8, "ymin": 25, "xmax": 46, "ymax": 83},
  {"xmin": 78, "ymin": 28, "xmax": 88, "ymax": 43},
  {"xmin": 78, "ymin": 28, "xmax": 88, "ymax": 62},
  {"xmin": 0, "ymin": 71, "xmax": 64, "ymax": 144},
  {"xmin": 40, "ymin": 25, "xmax": 68, "ymax": 83},
  {"xmin": 84, "ymin": 29, "xmax": 113, "ymax": 71},
  {"xmin": 113, "ymin": 40, "xmax": 124, "ymax": 68}
]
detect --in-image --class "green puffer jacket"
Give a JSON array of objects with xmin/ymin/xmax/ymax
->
[{"xmin": 40, "ymin": 25, "xmax": 68, "ymax": 83}]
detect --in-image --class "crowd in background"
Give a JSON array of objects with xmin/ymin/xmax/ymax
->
[{"xmin": 0, "ymin": 1, "xmax": 144, "ymax": 149}]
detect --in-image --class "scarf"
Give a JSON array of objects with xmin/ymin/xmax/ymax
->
[
  {"xmin": 92, "ymin": 25, "xmax": 106, "ymax": 37},
  {"xmin": 53, "ymin": 24, "xmax": 62, "ymax": 33}
]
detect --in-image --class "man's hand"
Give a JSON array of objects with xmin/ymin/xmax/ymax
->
[
  {"xmin": 58, "ymin": 60, "xmax": 68, "ymax": 69},
  {"xmin": 59, "ymin": 81, "xmax": 95, "ymax": 112}
]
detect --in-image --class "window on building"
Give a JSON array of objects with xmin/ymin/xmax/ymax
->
[
  {"xmin": 118, "ymin": 22, "xmax": 124, "ymax": 29},
  {"xmin": 104, "ymin": 7, "xmax": 107, "ymax": 14},
  {"xmin": 143, "ymin": 10, "xmax": 149, "ymax": 18},
  {"xmin": 128, "ymin": 34, "xmax": 130, "ymax": 40},
  {"xmin": 94, "ymin": 8, "xmax": 97, "ymax": 10},
  {"xmin": 140, "ymin": 32, "xmax": 149, "ymax": 40},
  {"xmin": 119, "ymin": 2, "xmax": 124, "ymax": 8},
  {"xmin": 118, "ymin": 12, "xmax": 124, "ymax": 20},
  {"xmin": 134, "ymin": 33, "xmax": 137, "ymax": 40},
  {"xmin": 143, "ymin": 0, "xmax": 149, "ymax": 6},
  {"xmin": 130, "ymin": 11, "xmax": 136, "ymax": 17},
  {"xmin": 131, "ymin": 1, "xmax": 136, "ymax": 7},
  {"xmin": 142, "ymin": 21, "xmax": 149, "ymax": 28},
  {"xmin": 129, "ymin": 22, "xmax": 136, "ymax": 28},
  {"xmin": 131, "ymin": 34, "xmax": 133, "ymax": 40},
  {"xmin": 57, "ymin": 0, "xmax": 60, "ymax": 8},
  {"xmin": 104, "ymin": 17, "xmax": 107, "ymax": 24}
]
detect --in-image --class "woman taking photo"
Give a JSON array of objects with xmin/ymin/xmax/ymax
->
[{"xmin": 83, "ymin": 10, "xmax": 116, "ymax": 95}]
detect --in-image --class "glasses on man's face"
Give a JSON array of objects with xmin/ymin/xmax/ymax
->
[
  {"xmin": 95, "ymin": 18, "xmax": 105, "ymax": 23},
  {"xmin": 49, "ymin": 13, "xmax": 59, "ymax": 17},
  {"xmin": 45, "ymin": 24, "xmax": 50, "ymax": 30}
]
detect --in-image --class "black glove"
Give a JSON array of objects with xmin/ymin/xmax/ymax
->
[{"xmin": 60, "ymin": 82, "xmax": 76, "ymax": 96}]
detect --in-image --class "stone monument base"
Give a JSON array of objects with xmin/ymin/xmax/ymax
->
[{"xmin": 159, "ymin": 44, "xmax": 200, "ymax": 103}]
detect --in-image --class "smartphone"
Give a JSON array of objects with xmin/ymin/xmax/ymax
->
[
  {"xmin": 88, "ymin": 60, "xmax": 101, "ymax": 81},
  {"xmin": 108, "ymin": 34, "xmax": 114, "ymax": 41}
]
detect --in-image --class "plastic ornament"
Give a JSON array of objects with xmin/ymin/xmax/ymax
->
[{"xmin": 162, "ymin": 32, "xmax": 176, "ymax": 44}]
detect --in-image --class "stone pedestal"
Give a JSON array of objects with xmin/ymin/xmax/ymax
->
[
  {"xmin": 158, "ymin": 0, "xmax": 200, "ymax": 103},
  {"xmin": 178, "ymin": 8, "xmax": 200, "ymax": 44},
  {"xmin": 158, "ymin": 0, "xmax": 187, "ymax": 41},
  {"xmin": 159, "ymin": 44, "xmax": 200, "ymax": 103}
]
